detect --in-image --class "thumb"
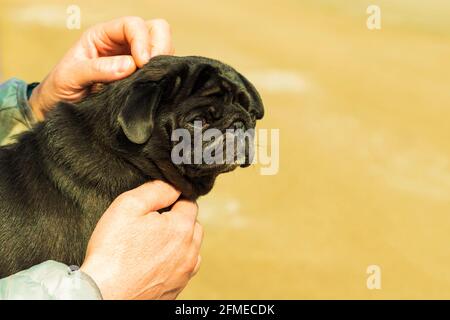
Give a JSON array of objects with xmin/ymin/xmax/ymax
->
[
  {"xmin": 74, "ymin": 55, "xmax": 136, "ymax": 86},
  {"xmin": 114, "ymin": 181, "xmax": 181, "ymax": 217}
]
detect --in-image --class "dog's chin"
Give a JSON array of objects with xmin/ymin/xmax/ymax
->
[{"xmin": 183, "ymin": 162, "xmax": 240, "ymax": 178}]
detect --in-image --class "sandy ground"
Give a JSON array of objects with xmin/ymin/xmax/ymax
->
[{"xmin": 1, "ymin": 0, "xmax": 450, "ymax": 299}]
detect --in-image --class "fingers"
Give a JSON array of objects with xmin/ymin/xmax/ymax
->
[
  {"xmin": 170, "ymin": 199, "xmax": 199, "ymax": 223},
  {"xmin": 75, "ymin": 55, "xmax": 136, "ymax": 85},
  {"xmin": 146, "ymin": 19, "xmax": 174, "ymax": 58},
  {"xmin": 191, "ymin": 222, "xmax": 203, "ymax": 277},
  {"xmin": 192, "ymin": 255, "xmax": 202, "ymax": 277},
  {"xmin": 74, "ymin": 16, "xmax": 173, "ymax": 88},
  {"xmin": 114, "ymin": 180, "xmax": 181, "ymax": 216},
  {"xmin": 93, "ymin": 16, "xmax": 152, "ymax": 68},
  {"xmin": 92, "ymin": 17, "xmax": 173, "ymax": 69},
  {"xmin": 193, "ymin": 222, "xmax": 204, "ymax": 250},
  {"xmin": 190, "ymin": 222, "xmax": 203, "ymax": 277}
]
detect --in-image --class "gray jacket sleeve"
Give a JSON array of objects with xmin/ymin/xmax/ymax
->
[{"xmin": 0, "ymin": 260, "xmax": 102, "ymax": 300}]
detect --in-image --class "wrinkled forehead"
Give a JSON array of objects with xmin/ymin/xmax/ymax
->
[{"xmin": 139, "ymin": 55, "xmax": 242, "ymax": 84}]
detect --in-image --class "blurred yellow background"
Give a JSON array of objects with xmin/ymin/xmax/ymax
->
[{"xmin": 1, "ymin": 0, "xmax": 450, "ymax": 299}]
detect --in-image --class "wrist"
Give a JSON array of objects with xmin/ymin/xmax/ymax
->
[
  {"xmin": 66, "ymin": 264, "xmax": 104, "ymax": 300},
  {"xmin": 80, "ymin": 259, "xmax": 115, "ymax": 300},
  {"xmin": 28, "ymin": 83, "xmax": 46, "ymax": 121}
]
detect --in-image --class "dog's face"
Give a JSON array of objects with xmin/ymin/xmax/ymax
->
[{"xmin": 108, "ymin": 55, "xmax": 264, "ymax": 197}]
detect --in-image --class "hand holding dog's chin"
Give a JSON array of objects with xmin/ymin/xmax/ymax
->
[
  {"xmin": 28, "ymin": 16, "xmax": 174, "ymax": 121},
  {"xmin": 79, "ymin": 180, "xmax": 203, "ymax": 300}
]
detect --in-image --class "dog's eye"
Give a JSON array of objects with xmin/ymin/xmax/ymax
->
[{"xmin": 190, "ymin": 116, "xmax": 208, "ymax": 128}]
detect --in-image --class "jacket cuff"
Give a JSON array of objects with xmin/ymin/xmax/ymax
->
[
  {"xmin": 0, "ymin": 78, "xmax": 39, "ymax": 145},
  {"xmin": 0, "ymin": 260, "xmax": 103, "ymax": 300},
  {"xmin": 0, "ymin": 78, "xmax": 37, "ymax": 126},
  {"xmin": 16, "ymin": 79, "xmax": 38, "ymax": 127}
]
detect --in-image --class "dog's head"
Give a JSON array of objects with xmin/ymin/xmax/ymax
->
[{"xmin": 101, "ymin": 55, "xmax": 264, "ymax": 198}]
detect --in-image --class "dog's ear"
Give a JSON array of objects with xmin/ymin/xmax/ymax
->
[{"xmin": 118, "ymin": 82, "xmax": 162, "ymax": 144}]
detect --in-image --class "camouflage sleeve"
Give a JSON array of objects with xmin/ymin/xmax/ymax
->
[{"xmin": 0, "ymin": 78, "xmax": 37, "ymax": 146}]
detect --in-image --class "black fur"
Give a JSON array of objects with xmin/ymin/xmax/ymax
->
[{"xmin": 0, "ymin": 56, "xmax": 264, "ymax": 277}]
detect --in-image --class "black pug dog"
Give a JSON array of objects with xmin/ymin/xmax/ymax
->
[{"xmin": 0, "ymin": 55, "xmax": 264, "ymax": 277}]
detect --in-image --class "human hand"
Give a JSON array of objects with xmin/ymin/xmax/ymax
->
[
  {"xmin": 80, "ymin": 181, "xmax": 203, "ymax": 300},
  {"xmin": 29, "ymin": 16, "xmax": 174, "ymax": 120}
]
